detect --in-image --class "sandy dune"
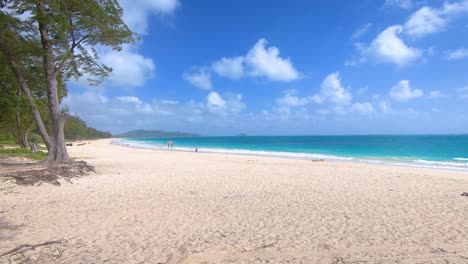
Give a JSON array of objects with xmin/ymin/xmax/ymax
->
[{"xmin": 1, "ymin": 139, "xmax": 468, "ymax": 263}]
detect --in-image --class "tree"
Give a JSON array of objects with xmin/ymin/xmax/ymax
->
[
  {"xmin": 0, "ymin": 12, "xmax": 54, "ymax": 152},
  {"xmin": 0, "ymin": 49, "xmax": 37, "ymax": 148},
  {"xmin": 64, "ymin": 115, "xmax": 112, "ymax": 140},
  {"xmin": 0, "ymin": 0, "xmax": 134, "ymax": 163}
]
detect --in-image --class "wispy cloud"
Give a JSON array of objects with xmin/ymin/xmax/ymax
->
[
  {"xmin": 459, "ymin": 86, "xmax": 468, "ymax": 99},
  {"xmin": 352, "ymin": 23, "xmax": 372, "ymax": 40},
  {"xmin": 428, "ymin": 90, "xmax": 447, "ymax": 99},
  {"xmin": 404, "ymin": 0, "xmax": 468, "ymax": 38},
  {"xmin": 384, "ymin": 0, "xmax": 413, "ymax": 9},
  {"xmin": 118, "ymin": 0, "xmax": 180, "ymax": 34},
  {"xmin": 444, "ymin": 48, "xmax": 468, "ymax": 60},
  {"xmin": 404, "ymin": 6, "xmax": 447, "ymax": 37}
]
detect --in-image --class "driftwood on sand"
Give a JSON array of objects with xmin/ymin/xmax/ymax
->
[
  {"xmin": 0, "ymin": 158, "xmax": 95, "ymax": 186},
  {"xmin": 0, "ymin": 239, "xmax": 68, "ymax": 258}
]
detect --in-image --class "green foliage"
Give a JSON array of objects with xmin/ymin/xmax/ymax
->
[
  {"xmin": 0, "ymin": 148, "xmax": 48, "ymax": 160},
  {"xmin": 29, "ymin": 132, "xmax": 43, "ymax": 144},
  {"xmin": 0, "ymin": 11, "xmax": 52, "ymax": 148},
  {"xmin": 3, "ymin": 0, "xmax": 134, "ymax": 85},
  {"xmin": 0, "ymin": 132, "xmax": 15, "ymax": 142},
  {"xmin": 0, "ymin": 54, "xmax": 36, "ymax": 148},
  {"xmin": 64, "ymin": 115, "xmax": 111, "ymax": 140}
]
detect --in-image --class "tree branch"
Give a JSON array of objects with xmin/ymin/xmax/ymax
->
[{"xmin": 53, "ymin": 34, "xmax": 91, "ymax": 78}]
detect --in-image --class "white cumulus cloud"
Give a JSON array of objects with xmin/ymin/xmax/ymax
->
[
  {"xmin": 207, "ymin": 91, "xmax": 226, "ymax": 108},
  {"xmin": 245, "ymin": 38, "xmax": 300, "ymax": 81},
  {"xmin": 404, "ymin": 6, "xmax": 446, "ymax": 37},
  {"xmin": 367, "ymin": 25, "xmax": 421, "ymax": 65},
  {"xmin": 206, "ymin": 91, "xmax": 246, "ymax": 114},
  {"xmin": 348, "ymin": 1, "xmax": 468, "ymax": 65},
  {"xmin": 183, "ymin": 70, "xmax": 212, "ymax": 90},
  {"xmin": 212, "ymin": 57, "xmax": 245, "ymax": 80},
  {"xmin": 208, "ymin": 39, "xmax": 300, "ymax": 82},
  {"xmin": 276, "ymin": 89, "xmax": 310, "ymax": 107},
  {"xmin": 350, "ymin": 102, "xmax": 375, "ymax": 115},
  {"xmin": 102, "ymin": 48, "xmax": 156, "ymax": 88},
  {"xmin": 315, "ymin": 72, "xmax": 352, "ymax": 105},
  {"xmin": 389, "ymin": 80, "xmax": 424, "ymax": 102}
]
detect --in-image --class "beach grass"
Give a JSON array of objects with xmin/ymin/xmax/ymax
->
[
  {"xmin": 0, "ymin": 148, "xmax": 48, "ymax": 161},
  {"xmin": 0, "ymin": 140, "xmax": 17, "ymax": 147}
]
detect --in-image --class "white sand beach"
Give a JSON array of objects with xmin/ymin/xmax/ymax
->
[{"xmin": 1, "ymin": 139, "xmax": 468, "ymax": 263}]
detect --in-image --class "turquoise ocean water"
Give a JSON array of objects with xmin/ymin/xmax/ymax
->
[{"xmin": 118, "ymin": 135, "xmax": 468, "ymax": 170}]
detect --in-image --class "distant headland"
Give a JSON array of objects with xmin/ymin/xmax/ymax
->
[{"xmin": 113, "ymin": 129, "xmax": 200, "ymax": 138}]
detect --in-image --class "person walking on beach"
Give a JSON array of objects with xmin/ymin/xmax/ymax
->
[
  {"xmin": 167, "ymin": 140, "xmax": 170, "ymax": 149},
  {"xmin": 169, "ymin": 140, "xmax": 174, "ymax": 150}
]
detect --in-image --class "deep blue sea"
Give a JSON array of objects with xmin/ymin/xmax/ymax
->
[{"xmin": 118, "ymin": 135, "xmax": 468, "ymax": 170}]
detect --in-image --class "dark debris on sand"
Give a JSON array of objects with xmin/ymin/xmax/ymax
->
[{"xmin": 0, "ymin": 159, "xmax": 95, "ymax": 186}]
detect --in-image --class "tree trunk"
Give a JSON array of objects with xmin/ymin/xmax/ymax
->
[
  {"xmin": 14, "ymin": 110, "xmax": 30, "ymax": 149},
  {"xmin": 51, "ymin": 113, "xmax": 70, "ymax": 162},
  {"xmin": 14, "ymin": 130, "xmax": 29, "ymax": 149},
  {"xmin": 37, "ymin": 2, "xmax": 72, "ymax": 163},
  {"xmin": 43, "ymin": 72, "xmax": 70, "ymax": 163}
]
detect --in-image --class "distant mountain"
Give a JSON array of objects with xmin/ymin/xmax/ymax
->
[{"xmin": 113, "ymin": 129, "xmax": 200, "ymax": 138}]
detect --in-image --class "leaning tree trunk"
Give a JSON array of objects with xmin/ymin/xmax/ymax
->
[
  {"xmin": 14, "ymin": 91, "xmax": 29, "ymax": 149},
  {"xmin": 0, "ymin": 41, "xmax": 53, "ymax": 152}
]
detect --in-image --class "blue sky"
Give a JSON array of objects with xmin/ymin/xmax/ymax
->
[{"xmin": 64, "ymin": 0, "xmax": 468, "ymax": 135}]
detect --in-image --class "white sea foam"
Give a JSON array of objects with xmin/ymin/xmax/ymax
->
[
  {"xmin": 414, "ymin": 159, "xmax": 468, "ymax": 167},
  {"xmin": 116, "ymin": 139, "xmax": 353, "ymax": 161},
  {"xmin": 115, "ymin": 139, "xmax": 468, "ymax": 171},
  {"xmin": 191, "ymin": 147, "xmax": 353, "ymax": 161}
]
